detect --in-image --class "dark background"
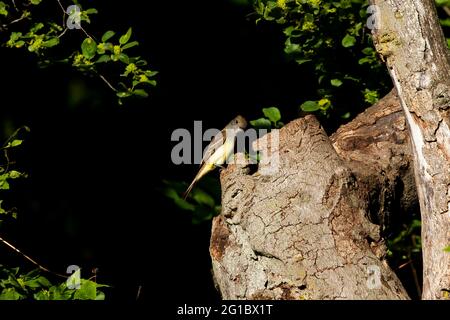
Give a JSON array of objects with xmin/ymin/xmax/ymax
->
[{"xmin": 0, "ymin": 0, "xmax": 314, "ymax": 301}]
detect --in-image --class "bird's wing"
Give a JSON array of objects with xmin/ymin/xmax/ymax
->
[{"xmin": 201, "ymin": 128, "xmax": 227, "ymax": 165}]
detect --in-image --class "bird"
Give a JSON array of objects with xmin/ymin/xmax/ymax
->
[{"xmin": 183, "ymin": 115, "xmax": 248, "ymax": 199}]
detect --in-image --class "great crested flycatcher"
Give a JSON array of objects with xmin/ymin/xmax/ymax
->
[{"xmin": 183, "ymin": 115, "xmax": 247, "ymax": 199}]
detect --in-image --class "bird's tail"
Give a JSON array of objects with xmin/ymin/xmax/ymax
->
[
  {"xmin": 183, "ymin": 179, "xmax": 197, "ymax": 200},
  {"xmin": 183, "ymin": 163, "xmax": 213, "ymax": 200}
]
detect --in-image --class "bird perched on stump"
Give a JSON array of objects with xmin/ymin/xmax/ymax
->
[{"xmin": 183, "ymin": 115, "xmax": 247, "ymax": 199}]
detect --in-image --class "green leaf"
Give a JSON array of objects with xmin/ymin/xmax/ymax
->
[
  {"xmin": 342, "ymin": 34, "xmax": 356, "ymax": 48},
  {"xmin": 362, "ymin": 47, "xmax": 374, "ymax": 55},
  {"xmin": 0, "ymin": 1, "xmax": 8, "ymax": 17},
  {"xmin": 410, "ymin": 219, "xmax": 421, "ymax": 229},
  {"xmin": 118, "ymin": 53, "xmax": 130, "ymax": 64},
  {"xmin": 0, "ymin": 200, "xmax": 6, "ymax": 215},
  {"xmin": 119, "ymin": 28, "xmax": 132, "ymax": 45},
  {"xmin": 23, "ymin": 268, "xmax": 41, "ymax": 280},
  {"xmin": 48, "ymin": 284, "xmax": 73, "ymax": 300},
  {"xmin": 0, "ymin": 288, "xmax": 23, "ymax": 300},
  {"xmin": 164, "ymin": 188, "xmax": 195, "ymax": 211},
  {"xmin": 300, "ymin": 100, "xmax": 320, "ymax": 112},
  {"xmin": 136, "ymin": 60, "xmax": 148, "ymax": 67},
  {"xmin": 122, "ymin": 41, "xmax": 139, "ymax": 50},
  {"xmin": 24, "ymin": 276, "xmax": 52, "ymax": 289},
  {"xmin": 341, "ymin": 112, "xmax": 351, "ymax": 119},
  {"xmin": 97, "ymin": 42, "xmax": 113, "ymax": 54},
  {"xmin": 358, "ymin": 57, "xmax": 373, "ymax": 65},
  {"xmin": 133, "ymin": 89, "xmax": 148, "ymax": 98},
  {"xmin": 436, "ymin": 0, "xmax": 450, "ymax": 7},
  {"xmin": 444, "ymin": 246, "xmax": 450, "ymax": 253},
  {"xmin": 95, "ymin": 291, "xmax": 105, "ymax": 300},
  {"xmin": 81, "ymin": 38, "xmax": 97, "ymax": 60},
  {"xmin": 117, "ymin": 91, "xmax": 132, "ymax": 98},
  {"xmin": 144, "ymin": 70, "xmax": 158, "ymax": 77},
  {"xmin": 9, "ymin": 170, "xmax": 22, "ymax": 179},
  {"xmin": 34, "ymin": 290, "xmax": 50, "ymax": 300},
  {"xmin": 0, "ymin": 178, "xmax": 10, "ymax": 190},
  {"xmin": 101, "ymin": 31, "xmax": 115, "ymax": 42},
  {"xmin": 84, "ymin": 8, "xmax": 98, "ymax": 15},
  {"xmin": 43, "ymin": 37, "xmax": 60, "ymax": 48},
  {"xmin": 331, "ymin": 79, "xmax": 343, "ymax": 87},
  {"xmin": 364, "ymin": 88, "xmax": 379, "ymax": 104},
  {"xmin": 96, "ymin": 55, "xmax": 111, "ymax": 64},
  {"xmin": 74, "ymin": 280, "xmax": 97, "ymax": 300},
  {"xmin": 30, "ymin": 23, "xmax": 44, "ymax": 33},
  {"xmin": 262, "ymin": 107, "xmax": 281, "ymax": 123},
  {"xmin": 249, "ymin": 118, "xmax": 271, "ymax": 129},
  {"xmin": 284, "ymin": 38, "xmax": 301, "ymax": 54},
  {"xmin": 10, "ymin": 139, "xmax": 23, "ymax": 147},
  {"xmin": 80, "ymin": 8, "xmax": 98, "ymax": 24},
  {"xmin": 192, "ymin": 189, "xmax": 215, "ymax": 208},
  {"xmin": 30, "ymin": 0, "xmax": 42, "ymax": 5},
  {"xmin": 295, "ymin": 58, "xmax": 312, "ymax": 65}
]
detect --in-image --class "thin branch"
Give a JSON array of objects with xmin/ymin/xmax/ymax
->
[
  {"xmin": 98, "ymin": 73, "xmax": 119, "ymax": 92},
  {"xmin": 0, "ymin": 234, "xmax": 67, "ymax": 278},
  {"xmin": 56, "ymin": 0, "xmax": 96, "ymax": 41},
  {"xmin": 7, "ymin": 14, "xmax": 27, "ymax": 25},
  {"xmin": 11, "ymin": 0, "xmax": 18, "ymax": 12},
  {"xmin": 80, "ymin": 25, "xmax": 96, "ymax": 42},
  {"xmin": 136, "ymin": 285, "xmax": 142, "ymax": 300},
  {"xmin": 2, "ymin": 126, "xmax": 29, "ymax": 148},
  {"xmin": 58, "ymin": 27, "xmax": 68, "ymax": 38},
  {"xmin": 444, "ymin": 6, "xmax": 450, "ymax": 17},
  {"xmin": 56, "ymin": 0, "xmax": 65, "ymax": 14},
  {"xmin": 410, "ymin": 261, "xmax": 422, "ymax": 298},
  {"xmin": 397, "ymin": 259, "xmax": 413, "ymax": 270}
]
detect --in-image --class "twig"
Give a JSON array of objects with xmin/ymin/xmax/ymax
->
[
  {"xmin": 58, "ymin": 27, "xmax": 68, "ymax": 38},
  {"xmin": 410, "ymin": 261, "xmax": 422, "ymax": 298},
  {"xmin": 2, "ymin": 126, "xmax": 29, "ymax": 148},
  {"xmin": 7, "ymin": 14, "xmax": 27, "ymax": 26},
  {"xmin": 444, "ymin": 6, "xmax": 450, "ymax": 17},
  {"xmin": 56, "ymin": 0, "xmax": 65, "ymax": 14},
  {"xmin": 56, "ymin": 0, "xmax": 67, "ymax": 27},
  {"xmin": 11, "ymin": 0, "xmax": 18, "ymax": 11},
  {"xmin": 80, "ymin": 25, "xmax": 96, "ymax": 42},
  {"xmin": 0, "ymin": 234, "xmax": 67, "ymax": 278},
  {"xmin": 397, "ymin": 259, "xmax": 413, "ymax": 270},
  {"xmin": 56, "ymin": 0, "xmax": 96, "ymax": 41},
  {"xmin": 136, "ymin": 285, "xmax": 142, "ymax": 300},
  {"xmin": 98, "ymin": 73, "xmax": 119, "ymax": 92}
]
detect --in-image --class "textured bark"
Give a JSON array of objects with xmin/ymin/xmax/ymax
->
[
  {"xmin": 370, "ymin": 0, "xmax": 450, "ymax": 299},
  {"xmin": 210, "ymin": 93, "xmax": 414, "ymax": 299},
  {"xmin": 331, "ymin": 89, "xmax": 417, "ymax": 233}
]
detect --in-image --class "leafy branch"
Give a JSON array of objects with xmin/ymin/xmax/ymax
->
[
  {"xmin": 0, "ymin": 0, "xmax": 158, "ymax": 104},
  {"xmin": 0, "ymin": 129, "xmax": 109, "ymax": 300}
]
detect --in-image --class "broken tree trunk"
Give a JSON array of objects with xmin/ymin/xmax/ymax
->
[
  {"xmin": 370, "ymin": 0, "xmax": 450, "ymax": 299},
  {"xmin": 210, "ymin": 92, "xmax": 414, "ymax": 299}
]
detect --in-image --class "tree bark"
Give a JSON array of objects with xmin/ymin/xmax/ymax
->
[
  {"xmin": 331, "ymin": 89, "xmax": 417, "ymax": 233},
  {"xmin": 211, "ymin": 0, "xmax": 450, "ymax": 300},
  {"xmin": 210, "ymin": 92, "xmax": 414, "ymax": 299},
  {"xmin": 370, "ymin": 0, "xmax": 450, "ymax": 299}
]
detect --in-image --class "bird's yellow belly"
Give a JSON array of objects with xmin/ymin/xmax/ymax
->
[{"xmin": 205, "ymin": 140, "xmax": 234, "ymax": 166}]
